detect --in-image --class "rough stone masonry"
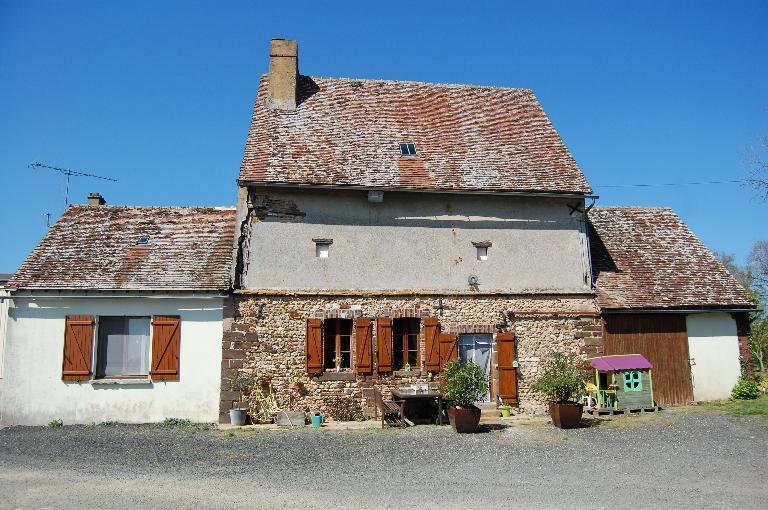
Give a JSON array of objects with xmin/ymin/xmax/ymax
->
[{"xmin": 219, "ymin": 294, "xmax": 602, "ymax": 422}]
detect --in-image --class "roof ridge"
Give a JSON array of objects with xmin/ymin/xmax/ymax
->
[
  {"xmin": 67, "ymin": 204, "xmax": 236, "ymax": 211},
  {"xmin": 264, "ymin": 73, "xmax": 536, "ymax": 93}
]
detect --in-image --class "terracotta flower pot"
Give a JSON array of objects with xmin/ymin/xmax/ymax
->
[
  {"xmin": 447, "ymin": 405, "xmax": 481, "ymax": 433},
  {"xmin": 548, "ymin": 401, "xmax": 583, "ymax": 429}
]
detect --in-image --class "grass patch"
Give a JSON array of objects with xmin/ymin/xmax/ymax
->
[{"xmin": 699, "ymin": 396, "xmax": 768, "ymax": 418}]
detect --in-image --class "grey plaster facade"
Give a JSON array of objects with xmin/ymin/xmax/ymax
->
[{"xmin": 236, "ymin": 186, "xmax": 592, "ymax": 293}]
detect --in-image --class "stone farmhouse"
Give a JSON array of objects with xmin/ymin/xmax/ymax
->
[
  {"xmin": 219, "ymin": 39, "xmax": 755, "ymax": 420},
  {"xmin": 0, "ymin": 39, "xmax": 755, "ymax": 426}
]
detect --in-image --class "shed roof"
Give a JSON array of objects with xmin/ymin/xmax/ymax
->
[
  {"xmin": 588, "ymin": 206, "xmax": 754, "ymax": 310},
  {"xmin": 7, "ymin": 205, "xmax": 236, "ymax": 292},
  {"xmin": 590, "ymin": 354, "xmax": 653, "ymax": 371},
  {"xmin": 239, "ymin": 76, "xmax": 592, "ymax": 194}
]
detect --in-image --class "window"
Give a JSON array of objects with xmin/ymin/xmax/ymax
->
[
  {"xmin": 323, "ymin": 319, "xmax": 352, "ymax": 370},
  {"xmin": 96, "ymin": 317, "xmax": 151, "ymax": 378},
  {"xmin": 392, "ymin": 318, "xmax": 420, "ymax": 370},
  {"xmin": 313, "ymin": 238, "xmax": 332, "ymax": 258},
  {"xmin": 476, "ymin": 246, "xmax": 488, "ymax": 261},
  {"xmin": 399, "ymin": 142, "xmax": 417, "ymax": 156},
  {"xmin": 623, "ymin": 371, "xmax": 642, "ymax": 392}
]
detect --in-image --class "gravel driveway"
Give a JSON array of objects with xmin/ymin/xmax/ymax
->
[{"xmin": 1, "ymin": 409, "xmax": 766, "ymax": 509}]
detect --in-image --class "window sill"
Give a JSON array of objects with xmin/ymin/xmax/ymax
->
[
  {"xmin": 393, "ymin": 370, "xmax": 422, "ymax": 377},
  {"xmin": 316, "ymin": 372, "xmax": 356, "ymax": 382},
  {"xmin": 90, "ymin": 378, "xmax": 152, "ymax": 386}
]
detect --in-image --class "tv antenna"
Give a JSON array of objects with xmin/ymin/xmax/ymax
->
[{"xmin": 29, "ymin": 161, "xmax": 118, "ymax": 206}]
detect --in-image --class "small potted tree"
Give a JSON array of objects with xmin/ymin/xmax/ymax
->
[
  {"xmin": 440, "ymin": 359, "xmax": 488, "ymax": 433},
  {"xmin": 532, "ymin": 352, "xmax": 588, "ymax": 429},
  {"xmin": 229, "ymin": 373, "xmax": 256, "ymax": 426}
]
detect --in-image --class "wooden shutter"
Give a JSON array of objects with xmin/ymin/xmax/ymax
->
[
  {"xmin": 423, "ymin": 316, "xmax": 441, "ymax": 372},
  {"xmin": 306, "ymin": 319, "xmax": 323, "ymax": 375},
  {"xmin": 355, "ymin": 318, "xmax": 373, "ymax": 374},
  {"xmin": 496, "ymin": 332, "xmax": 518, "ymax": 404},
  {"xmin": 62, "ymin": 315, "xmax": 94, "ymax": 381},
  {"xmin": 376, "ymin": 317, "xmax": 393, "ymax": 372},
  {"xmin": 150, "ymin": 315, "xmax": 181, "ymax": 381},
  {"xmin": 438, "ymin": 332, "xmax": 458, "ymax": 371}
]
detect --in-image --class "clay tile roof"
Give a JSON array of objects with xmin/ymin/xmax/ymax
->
[
  {"xmin": 7, "ymin": 206, "xmax": 236, "ymax": 291},
  {"xmin": 588, "ymin": 206, "xmax": 754, "ymax": 310},
  {"xmin": 239, "ymin": 76, "xmax": 592, "ymax": 194}
]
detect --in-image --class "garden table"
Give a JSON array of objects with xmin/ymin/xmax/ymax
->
[{"xmin": 391, "ymin": 389, "xmax": 446, "ymax": 425}]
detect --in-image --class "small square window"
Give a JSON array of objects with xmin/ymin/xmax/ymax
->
[
  {"xmin": 399, "ymin": 142, "xmax": 417, "ymax": 156},
  {"xmin": 623, "ymin": 371, "xmax": 642, "ymax": 392},
  {"xmin": 316, "ymin": 244, "xmax": 330, "ymax": 258},
  {"xmin": 477, "ymin": 246, "xmax": 488, "ymax": 261}
]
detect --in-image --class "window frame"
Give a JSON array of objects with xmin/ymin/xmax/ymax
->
[
  {"xmin": 392, "ymin": 317, "xmax": 420, "ymax": 370},
  {"xmin": 323, "ymin": 318, "xmax": 353, "ymax": 371},
  {"xmin": 623, "ymin": 370, "xmax": 642, "ymax": 392},
  {"xmin": 94, "ymin": 315, "xmax": 152, "ymax": 379}
]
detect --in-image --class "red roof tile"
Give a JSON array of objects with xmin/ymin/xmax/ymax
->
[
  {"xmin": 588, "ymin": 207, "xmax": 754, "ymax": 310},
  {"xmin": 8, "ymin": 206, "xmax": 236, "ymax": 291},
  {"xmin": 239, "ymin": 76, "xmax": 592, "ymax": 194}
]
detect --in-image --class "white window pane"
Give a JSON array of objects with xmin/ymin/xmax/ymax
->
[
  {"xmin": 316, "ymin": 243, "xmax": 329, "ymax": 258},
  {"xmin": 477, "ymin": 246, "xmax": 488, "ymax": 261},
  {"xmin": 97, "ymin": 317, "xmax": 150, "ymax": 377}
]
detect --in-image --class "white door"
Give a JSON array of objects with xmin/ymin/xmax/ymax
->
[
  {"xmin": 458, "ymin": 334, "xmax": 492, "ymax": 402},
  {"xmin": 686, "ymin": 313, "xmax": 741, "ymax": 401}
]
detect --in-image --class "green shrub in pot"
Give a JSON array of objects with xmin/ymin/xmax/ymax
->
[
  {"xmin": 532, "ymin": 352, "xmax": 589, "ymax": 429},
  {"xmin": 440, "ymin": 359, "xmax": 488, "ymax": 433}
]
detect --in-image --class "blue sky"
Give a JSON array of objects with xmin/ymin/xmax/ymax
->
[{"xmin": 1, "ymin": 1, "xmax": 766, "ymax": 272}]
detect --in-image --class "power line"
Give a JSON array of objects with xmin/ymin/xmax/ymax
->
[{"xmin": 594, "ymin": 179, "xmax": 746, "ymax": 189}]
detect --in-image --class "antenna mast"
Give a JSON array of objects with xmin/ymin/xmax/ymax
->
[{"xmin": 29, "ymin": 161, "xmax": 118, "ymax": 206}]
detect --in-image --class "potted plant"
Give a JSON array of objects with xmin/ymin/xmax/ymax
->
[
  {"xmin": 440, "ymin": 359, "xmax": 488, "ymax": 433},
  {"xmin": 532, "ymin": 352, "xmax": 588, "ymax": 429},
  {"xmin": 333, "ymin": 355, "xmax": 344, "ymax": 372},
  {"xmin": 498, "ymin": 404, "xmax": 513, "ymax": 417},
  {"xmin": 230, "ymin": 373, "xmax": 256, "ymax": 426}
]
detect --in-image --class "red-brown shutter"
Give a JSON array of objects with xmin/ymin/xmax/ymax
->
[
  {"xmin": 497, "ymin": 332, "xmax": 518, "ymax": 405},
  {"xmin": 423, "ymin": 316, "xmax": 441, "ymax": 372},
  {"xmin": 438, "ymin": 332, "xmax": 458, "ymax": 371},
  {"xmin": 306, "ymin": 319, "xmax": 323, "ymax": 375},
  {"xmin": 150, "ymin": 315, "xmax": 181, "ymax": 381},
  {"xmin": 355, "ymin": 318, "xmax": 373, "ymax": 374},
  {"xmin": 62, "ymin": 315, "xmax": 94, "ymax": 381},
  {"xmin": 376, "ymin": 317, "xmax": 393, "ymax": 372}
]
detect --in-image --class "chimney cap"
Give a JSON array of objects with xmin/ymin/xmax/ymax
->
[{"xmin": 87, "ymin": 192, "xmax": 106, "ymax": 206}]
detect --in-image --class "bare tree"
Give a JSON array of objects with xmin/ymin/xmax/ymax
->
[
  {"xmin": 747, "ymin": 137, "xmax": 768, "ymax": 200},
  {"xmin": 747, "ymin": 240, "xmax": 768, "ymax": 297}
]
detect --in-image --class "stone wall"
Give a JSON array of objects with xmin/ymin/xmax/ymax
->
[{"xmin": 219, "ymin": 293, "xmax": 602, "ymax": 422}]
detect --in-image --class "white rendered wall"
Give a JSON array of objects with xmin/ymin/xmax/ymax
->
[
  {"xmin": 0, "ymin": 290, "xmax": 8, "ymax": 380},
  {"xmin": 0, "ymin": 296, "xmax": 223, "ymax": 426},
  {"xmin": 686, "ymin": 313, "xmax": 741, "ymax": 402}
]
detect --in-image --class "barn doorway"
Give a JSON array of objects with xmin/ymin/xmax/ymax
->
[{"xmin": 602, "ymin": 314, "xmax": 693, "ymax": 406}]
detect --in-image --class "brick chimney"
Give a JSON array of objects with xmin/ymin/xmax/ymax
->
[
  {"xmin": 268, "ymin": 38, "xmax": 298, "ymax": 111},
  {"xmin": 87, "ymin": 192, "xmax": 106, "ymax": 206}
]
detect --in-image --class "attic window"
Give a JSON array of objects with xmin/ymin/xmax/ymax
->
[
  {"xmin": 399, "ymin": 143, "xmax": 417, "ymax": 156},
  {"xmin": 313, "ymin": 238, "xmax": 333, "ymax": 258},
  {"xmin": 136, "ymin": 236, "xmax": 150, "ymax": 245}
]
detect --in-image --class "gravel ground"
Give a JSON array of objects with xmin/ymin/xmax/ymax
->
[{"xmin": 0, "ymin": 409, "xmax": 766, "ymax": 510}]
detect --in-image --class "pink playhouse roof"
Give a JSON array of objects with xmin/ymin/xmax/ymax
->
[{"xmin": 590, "ymin": 354, "xmax": 653, "ymax": 371}]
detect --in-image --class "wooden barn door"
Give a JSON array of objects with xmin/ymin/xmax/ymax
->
[{"xmin": 603, "ymin": 314, "xmax": 693, "ymax": 406}]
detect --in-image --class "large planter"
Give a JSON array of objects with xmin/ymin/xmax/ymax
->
[
  {"xmin": 548, "ymin": 401, "xmax": 583, "ymax": 429},
  {"xmin": 229, "ymin": 408, "xmax": 248, "ymax": 426},
  {"xmin": 447, "ymin": 405, "xmax": 481, "ymax": 433}
]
